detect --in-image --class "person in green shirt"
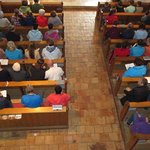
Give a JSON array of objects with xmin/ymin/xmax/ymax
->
[
  {"xmin": 19, "ymin": 0, "xmax": 32, "ymax": 15},
  {"xmin": 31, "ymin": 0, "xmax": 44, "ymax": 13}
]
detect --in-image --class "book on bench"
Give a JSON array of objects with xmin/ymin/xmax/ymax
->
[
  {"xmin": 143, "ymin": 56, "xmax": 150, "ymax": 61},
  {"xmin": 125, "ymin": 63, "xmax": 135, "ymax": 70},
  {"xmin": 52, "ymin": 105, "xmax": 62, "ymax": 110}
]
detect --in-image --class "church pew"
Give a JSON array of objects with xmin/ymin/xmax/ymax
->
[
  {"xmin": 0, "ymin": 1, "xmax": 63, "ymax": 13},
  {"xmin": 0, "ymin": 40, "xmax": 65, "ymax": 57},
  {"xmin": 0, "ymin": 25, "xmax": 64, "ymax": 40},
  {"xmin": 102, "ymin": 24, "xmax": 150, "ymax": 37},
  {"xmin": 96, "ymin": 1, "xmax": 150, "ymax": 19},
  {"xmin": 99, "ymin": 12, "xmax": 145, "ymax": 28},
  {"xmin": 4, "ymin": 12, "xmax": 64, "ymax": 23},
  {"xmin": 104, "ymin": 39, "xmax": 137, "ymax": 58},
  {"xmin": 120, "ymin": 101, "xmax": 150, "ymax": 121},
  {"xmin": 126, "ymin": 133, "xmax": 150, "ymax": 150},
  {"xmin": 0, "ymin": 106, "xmax": 68, "ymax": 131}
]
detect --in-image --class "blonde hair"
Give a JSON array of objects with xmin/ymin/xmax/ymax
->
[{"xmin": 7, "ymin": 41, "xmax": 16, "ymax": 50}]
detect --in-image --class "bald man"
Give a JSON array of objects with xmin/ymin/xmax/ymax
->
[{"xmin": 44, "ymin": 60, "xmax": 64, "ymax": 80}]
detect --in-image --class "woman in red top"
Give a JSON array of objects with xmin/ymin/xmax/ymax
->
[
  {"xmin": 105, "ymin": 9, "xmax": 118, "ymax": 25},
  {"xmin": 36, "ymin": 9, "xmax": 48, "ymax": 27}
]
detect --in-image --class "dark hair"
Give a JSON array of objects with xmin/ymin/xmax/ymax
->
[
  {"xmin": 122, "ymin": 42, "xmax": 128, "ymax": 48},
  {"xmin": 141, "ymin": 77, "xmax": 148, "ymax": 86},
  {"xmin": 33, "ymin": 24, "xmax": 38, "ymax": 30},
  {"xmin": 109, "ymin": 10, "xmax": 116, "ymax": 16},
  {"xmin": 55, "ymin": 85, "xmax": 62, "ymax": 94},
  {"xmin": 34, "ymin": 0, "xmax": 39, "ymax": 3},
  {"xmin": 137, "ymin": 1, "xmax": 142, "ymax": 6},
  {"xmin": 22, "ymin": 0, "xmax": 28, "ymax": 6},
  {"xmin": 50, "ymin": 11, "xmax": 56, "ymax": 17},
  {"xmin": 48, "ymin": 23, "xmax": 53, "ymax": 30},
  {"xmin": 26, "ymin": 85, "xmax": 34, "ymax": 93},
  {"xmin": 28, "ymin": 43, "xmax": 36, "ymax": 59},
  {"xmin": 139, "ymin": 23, "xmax": 145, "ymax": 29},
  {"xmin": 134, "ymin": 57, "xmax": 145, "ymax": 66},
  {"xmin": 116, "ymin": 43, "xmax": 122, "ymax": 48},
  {"xmin": 138, "ymin": 39, "xmax": 145, "ymax": 46},
  {"xmin": 104, "ymin": 2, "xmax": 109, "ymax": 6},
  {"xmin": 37, "ymin": 59, "xmax": 44, "ymax": 65},
  {"xmin": 47, "ymin": 38, "xmax": 54, "ymax": 46},
  {"xmin": 129, "ymin": 0, "xmax": 134, "ymax": 5}
]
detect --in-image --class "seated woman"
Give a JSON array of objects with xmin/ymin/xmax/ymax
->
[
  {"xmin": 0, "ymin": 11, "xmax": 12, "ymax": 28},
  {"xmin": 122, "ymin": 57, "xmax": 147, "ymax": 77},
  {"xmin": 21, "ymin": 85, "xmax": 43, "ymax": 108},
  {"xmin": 135, "ymin": 1, "xmax": 143, "ymax": 13},
  {"xmin": 124, "ymin": 0, "xmax": 136, "ymax": 13},
  {"xmin": 8, "ymin": 62, "xmax": 28, "ymax": 81},
  {"xmin": 19, "ymin": 0, "xmax": 31, "ymax": 15},
  {"xmin": 48, "ymin": 11, "xmax": 62, "ymax": 26},
  {"xmin": 130, "ymin": 40, "xmax": 145, "ymax": 57},
  {"xmin": 44, "ymin": 23, "xmax": 59, "ymax": 41},
  {"xmin": 130, "ymin": 112, "xmax": 150, "ymax": 134},
  {"xmin": 133, "ymin": 23, "xmax": 148, "ymax": 40},
  {"xmin": 105, "ymin": 9, "xmax": 118, "ymax": 25},
  {"xmin": 25, "ymin": 43, "xmax": 41, "ymax": 59},
  {"xmin": 36, "ymin": 9, "xmax": 48, "ymax": 27},
  {"xmin": 120, "ymin": 77, "xmax": 149, "ymax": 105},
  {"xmin": 5, "ymin": 41, "xmax": 23, "ymax": 60},
  {"xmin": 121, "ymin": 22, "xmax": 135, "ymax": 39},
  {"xmin": 144, "ymin": 38, "xmax": 150, "ymax": 56},
  {"xmin": 29, "ymin": 59, "xmax": 46, "ymax": 80},
  {"xmin": 0, "ymin": 91, "xmax": 12, "ymax": 109},
  {"xmin": 27, "ymin": 24, "xmax": 43, "ymax": 41}
]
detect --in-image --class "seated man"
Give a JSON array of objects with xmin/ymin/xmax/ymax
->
[
  {"xmin": 46, "ymin": 85, "xmax": 70, "ymax": 106},
  {"xmin": 42, "ymin": 38, "xmax": 62, "ymax": 59},
  {"xmin": 45, "ymin": 60, "xmax": 64, "ymax": 80},
  {"xmin": 21, "ymin": 85, "xmax": 43, "ymax": 108},
  {"xmin": 120, "ymin": 77, "xmax": 149, "ymax": 105},
  {"xmin": 31, "ymin": 0, "xmax": 44, "ymax": 13},
  {"xmin": 0, "ymin": 90, "xmax": 12, "ymax": 109},
  {"xmin": 124, "ymin": 0, "xmax": 136, "ymax": 13}
]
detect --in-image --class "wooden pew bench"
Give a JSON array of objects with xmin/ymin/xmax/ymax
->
[
  {"xmin": 0, "ymin": 1, "xmax": 63, "ymax": 13},
  {"xmin": 0, "ymin": 40, "xmax": 65, "ymax": 57},
  {"xmin": 0, "ymin": 106, "xmax": 68, "ymax": 131},
  {"xmin": 99, "ymin": 12, "xmax": 145, "ymax": 28},
  {"xmin": 4, "ymin": 12, "xmax": 64, "ymax": 23},
  {"xmin": 0, "ymin": 80, "xmax": 67, "ymax": 99},
  {"xmin": 96, "ymin": 1, "xmax": 150, "ymax": 20}
]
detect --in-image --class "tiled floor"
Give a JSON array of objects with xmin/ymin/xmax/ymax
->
[{"xmin": 0, "ymin": 11, "xmax": 124, "ymax": 150}]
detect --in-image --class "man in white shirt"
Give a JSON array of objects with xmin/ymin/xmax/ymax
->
[
  {"xmin": 42, "ymin": 38, "xmax": 62, "ymax": 59},
  {"xmin": 45, "ymin": 60, "xmax": 64, "ymax": 80}
]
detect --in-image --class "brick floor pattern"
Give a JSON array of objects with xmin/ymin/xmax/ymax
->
[{"xmin": 0, "ymin": 11, "xmax": 124, "ymax": 150}]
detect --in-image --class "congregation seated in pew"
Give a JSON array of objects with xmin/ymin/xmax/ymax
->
[
  {"xmin": 19, "ymin": 0, "xmax": 31, "ymax": 15},
  {"xmin": 31, "ymin": 0, "xmax": 44, "ymax": 13},
  {"xmin": 122, "ymin": 57, "xmax": 147, "ymax": 77},
  {"xmin": 120, "ymin": 77, "xmax": 149, "ymax": 105}
]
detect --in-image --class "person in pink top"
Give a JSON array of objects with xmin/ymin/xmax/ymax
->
[
  {"xmin": 36, "ymin": 9, "xmax": 48, "ymax": 27},
  {"xmin": 46, "ymin": 85, "xmax": 70, "ymax": 106}
]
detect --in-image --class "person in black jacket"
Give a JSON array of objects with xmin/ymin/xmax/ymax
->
[
  {"xmin": 0, "ymin": 91, "xmax": 12, "ymax": 109},
  {"xmin": 120, "ymin": 77, "xmax": 150, "ymax": 106},
  {"xmin": 0, "ymin": 63, "xmax": 11, "ymax": 81}
]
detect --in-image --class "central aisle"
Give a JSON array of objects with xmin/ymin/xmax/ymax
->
[{"xmin": 65, "ymin": 11, "xmax": 124, "ymax": 150}]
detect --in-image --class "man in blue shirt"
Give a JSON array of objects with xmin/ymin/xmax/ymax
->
[{"xmin": 21, "ymin": 85, "xmax": 43, "ymax": 108}]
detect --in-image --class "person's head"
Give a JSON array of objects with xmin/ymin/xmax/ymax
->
[
  {"xmin": 139, "ymin": 23, "xmax": 145, "ymax": 29},
  {"xmin": 14, "ymin": 9, "xmax": 20, "ymax": 15},
  {"xmin": 47, "ymin": 38, "xmax": 54, "ymax": 46},
  {"xmin": 138, "ymin": 77, "xmax": 148, "ymax": 86},
  {"xmin": 39, "ymin": 9, "xmax": 45, "ymax": 16},
  {"xmin": 0, "ymin": 11, "xmax": 4, "ymax": 19},
  {"xmin": 34, "ymin": 0, "xmax": 39, "ymax": 3},
  {"xmin": 108, "ymin": 9, "xmax": 116, "ymax": 16},
  {"xmin": 33, "ymin": 24, "xmax": 38, "ymax": 30},
  {"xmin": 118, "ymin": 1, "xmax": 123, "ymax": 6},
  {"xmin": 7, "ymin": 41, "xmax": 16, "ymax": 51},
  {"xmin": 55, "ymin": 85, "xmax": 62, "ymax": 94},
  {"xmin": 129, "ymin": 0, "xmax": 134, "ymax": 6},
  {"xmin": 122, "ymin": 42, "xmax": 128, "ymax": 48},
  {"xmin": 25, "ymin": 85, "xmax": 34, "ymax": 94},
  {"xmin": 137, "ymin": 1, "xmax": 142, "ymax": 7},
  {"xmin": 137, "ymin": 39, "xmax": 145, "ymax": 47},
  {"xmin": 50, "ymin": 10, "xmax": 57, "ymax": 17},
  {"xmin": 128, "ymin": 22, "xmax": 133, "ymax": 29},
  {"xmin": 28, "ymin": 43, "xmax": 36, "ymax": 59},
  {"xmin": 22, "ymin": 0, "xmax": 28, "ymax": 6},
  {"xmin": 134, "ymin": 57, "xmax": 145, "ymax": 66},
  {"xmin": 47, "ymin": 60, "xmax": 53, "ymax": 68},
  {"xmin": 12, "ymin": 62, "xmax": 21, "ymax": 72},
  {"xmin": 48, "ymin": 23, "xmax": 53, "ymax": 30},
  {"xmin": 146, "ymin": 38, "xmax": 150, "ymax": 46},
  {"xmin": 37, "ymin": 58, "xmax": 44, "ymax": 65},
  {"xmin": 104, "ymin": 2, "xmax": 109, "ymax": 7}
]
